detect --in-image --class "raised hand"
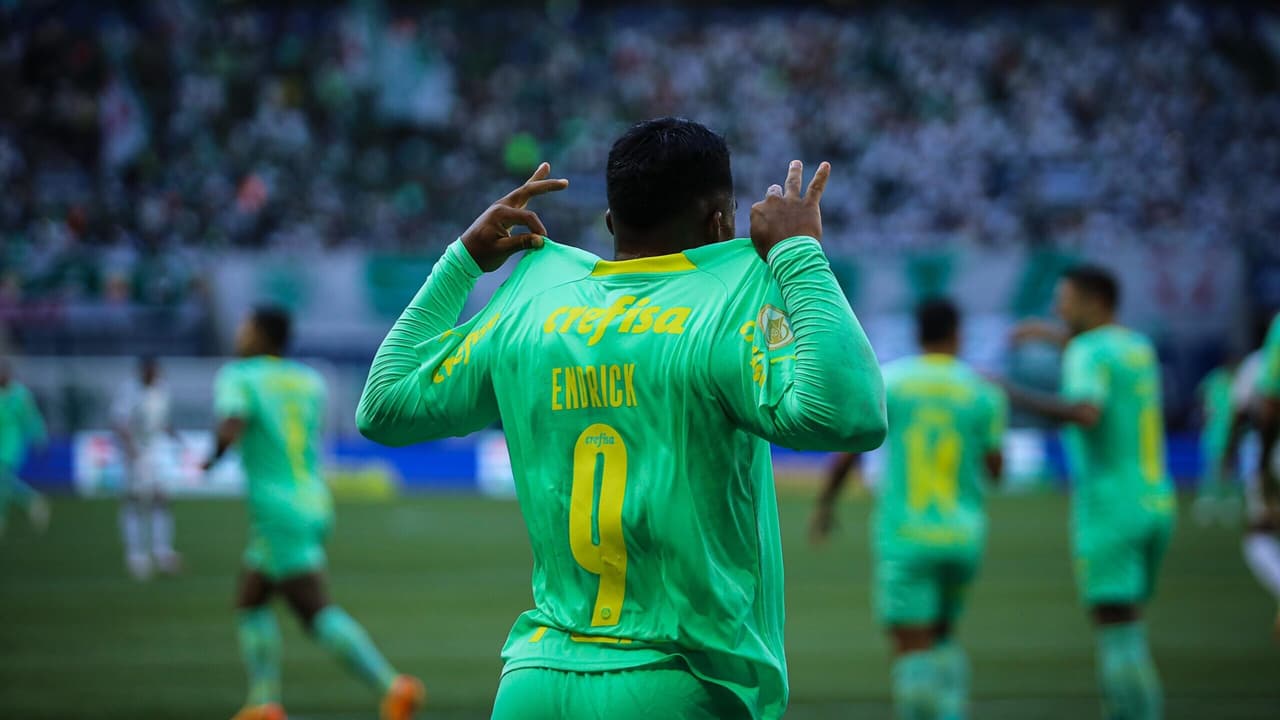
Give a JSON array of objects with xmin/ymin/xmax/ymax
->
[
  {"xmin": 749, "ymin": 160, "xmax": 830, "ymax": 261},
  {"xmin": 460, "ymin": 162, "xmax": 569, "ymax": 272}
]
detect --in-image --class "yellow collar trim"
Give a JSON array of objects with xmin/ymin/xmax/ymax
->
[
  {"xmin": 591, "ymin": 253, "xmax": 696, "ymax": 276},
  {"xmin": 920, "ymin": 353, "xmax": 956, "ymax": 364}
]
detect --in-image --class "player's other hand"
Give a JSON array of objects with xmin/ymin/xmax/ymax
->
[
  {"xmin": 461, "ymin": 162, "xmax": 568, "ymax": 272},
  {"xmin": 808, "ymin": 503, "xmax": 836, "ymax": 546},
  {"xmin": 750, "ymin": 160, "xmax": 829, "ymax": 261}
]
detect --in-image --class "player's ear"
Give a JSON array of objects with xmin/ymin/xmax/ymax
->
[
  {"xmin": 707, "ymin": 209, "xmax": 730, "ymax": 245},
  {"xmin": 604, "ymin": 210, "xmax": 615, "ymax": 237}
]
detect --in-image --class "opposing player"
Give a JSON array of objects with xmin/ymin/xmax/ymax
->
[
  {"xmin": 357, "ymin": 118, "xmax": 886, "ymax": 719},
  {"xmin": 811, "ymin": 298, "xmax": 1005, "ymax": 720},
  {"xmin": 0, "ymin": 359, "xmax": 49, "ymax": 538},
  {"xmin": 112, "ymin": 356, "xmax": 182, "ymax": 579},
  {"xmin": 1004, "ymin": 267, "xmax": 1174, "ymax": 720},
  {"xmin": 205, "ymin": 308, "xmax": 424, "ymax": 720}
]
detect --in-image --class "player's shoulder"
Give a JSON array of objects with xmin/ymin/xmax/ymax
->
[
  {"xmin": 505, "ymin": 240, "xmax": 598, "ymax": 297},
  {"xmin": 880, "ymin": 355, "xmax": 920, "ymax": 384},
  {"xmin": 214, "ymin": 358, "xmax": 250, "ymax": 382},
  {"xmin": 1110, "ymin": 327, "xmax": 1159, "ymax": 368},
  {"xmin": 683, "ymin": 238, "xmax": 767, "ymax": 290},
  {"xmin": 966, "ymin": 368, "xmax": 1005, "ymax": 407},
  {"xmin": 280, "ymin": 358, "xmax": 326, "ymax": 390},
  {"xmin": 1065, "ymin": 326, "xmax": 1119, "ymax": 363},
  {"xmin": 941, "ymin": 356, "xmax": 993, "ymax": 389},
  {"xmin": 885, "ymin": 355, "xmax": 990, "ymax": 395}
]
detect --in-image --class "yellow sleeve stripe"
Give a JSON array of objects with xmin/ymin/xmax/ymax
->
[{"xmin": 528, "ymin": 626, "xmax": 634, "ymax": 644}]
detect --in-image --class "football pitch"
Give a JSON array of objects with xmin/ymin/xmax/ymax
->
[{"xmin": 1, "ymin": 491, "xmax": 1278, "ymax": 719}]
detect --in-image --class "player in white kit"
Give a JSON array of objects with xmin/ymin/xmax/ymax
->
[{"xmin": 112, "ymin": 357, "xmax": 181, "ymax": 579}]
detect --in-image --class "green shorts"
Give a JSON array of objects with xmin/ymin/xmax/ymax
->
[
  {"xmin": 874, "ymin": 547, "xmax": 981, "ymax": 627},
  {"xmin": 244, "ymin": 511, "xmax": 332, "ymax": 580},
  {"xmin": 1073, "ymin": 512, "xmax": 1174, "ymax": 606},
  {"xmin": 491, "ymin": 660, "xmax": 744, "ymax": 720}
]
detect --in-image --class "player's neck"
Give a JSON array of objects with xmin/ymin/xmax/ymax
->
[
  {"xmin": 611, "ymin": 228, "xmax": 704, "ymax": 261},
  {"xmin": 920, "ymin": 342, "xmax": 957, "ymax": 357},
  {"xmin": 1080, "ymin": 315, "xmax": 1116, "ymax": 334}
]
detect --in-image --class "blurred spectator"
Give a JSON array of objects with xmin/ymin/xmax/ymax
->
[{"xmin": 1, "ymin": 1, "xmax": 1278, "ymax": 315}]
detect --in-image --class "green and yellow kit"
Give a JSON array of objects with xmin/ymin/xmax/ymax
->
[{"xmin": 358, "ymin": 236, "xmax": 886, "ymax": 719}]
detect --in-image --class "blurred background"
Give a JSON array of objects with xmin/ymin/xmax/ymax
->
[{"xmin": 2, "ymin": 1, "xmax": 1279, "ymax": 718}]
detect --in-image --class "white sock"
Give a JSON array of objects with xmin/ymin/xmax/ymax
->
[
  {"xmin": 1243, "ymin": 534, "xmax": 1280, "ymax": 600},
  {"xmin": 121, "ymin": 503, "xmax": 147, "ymax": 561},
  {"xmin": 151, "ymin": 505, "xmax": 174, "ymax": 559}
]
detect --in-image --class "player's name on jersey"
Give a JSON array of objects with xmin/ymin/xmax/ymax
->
[
  {"xmin": 543, "ymin": 296, "xmax": 691, "ymax": 346},
  {"xmin": 551, "ymin": 364, "xmax": 638, "ymax": 411}
]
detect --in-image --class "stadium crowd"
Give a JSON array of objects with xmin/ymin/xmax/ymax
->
[{"xmin": 2, "ymin": 2, "xmax": 1278, "ymax": 309}]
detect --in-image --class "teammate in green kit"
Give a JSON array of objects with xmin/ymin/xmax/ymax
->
[
  {"xmin": 1004, "ymin": 266, "xmax": 1174, "ymax": 720},
  {"xmin": 811, "ymin": 298, "xmax": 1005, "ymax": 720},
  {"xmin": 205, "ymin": 308, "xmax": 424, "ymax": 720},
  {"xmin": 1257, "ymin": 313, "xmax": 1280, "ymax": 492},
  {"xmin": 1193, "ymin": 360, "xmax": 1240, "ymax": 526},
  {"xmin": 0, "ymin": 360, "xmax": 50, "ymax": 538},
  {"xmin": 357, "ymin": 118, "xmax": 887, "ymax": 720},
  {"xmin": 1242, "ymin": 312, "xmax": 1280, "ymax": 636}
]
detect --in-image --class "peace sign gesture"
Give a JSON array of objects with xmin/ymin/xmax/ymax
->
[
  {"xmin": 749, "ymin": 160, "xmax": 831, "ymax": 261},
  {"xmin": 460, "ymin": 162, "xmax": 569, "ymax": 272}
]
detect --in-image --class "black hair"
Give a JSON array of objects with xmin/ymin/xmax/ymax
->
[
  {"xmin": 606, "ymin": 117, "xmax": 733, "ymax": 230},
  {"xmin": 916, "ymin": 297, "xmax": 960, "ymax": 346},
  {"xmin": 251, "ymin": 306, "xmax": 292, "ymax": 354},
  {"xmin": 1062, "ymin": 264, "xmax": 1120, "ymax": 311}
]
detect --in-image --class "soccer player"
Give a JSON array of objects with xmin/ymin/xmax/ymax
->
[
  {"xmin": 112, "ymin": 356, "xmax": 182, "ymax": 579},
  {"xmin": 1004, "ymin": 266, "xmax": 1174, "ymax": 720},
  {"xmin": 205, "ymin": 308, "xmax": 424, "ymax": 720},
  {"xmin": 811, "ymin": 298, "xmax": 1005, "ymax": 720},
  {"xmin": 1237, "ymin": 311, "xmax": 1280, "ymax": 635},
  {"xmin": 0, "ymin": 359, "xmax": 49, "ymax": 538},
  {"xmin": 357, "ymin": 118, "xmax": 887, "ymax": 719},
  {"xmin": 1192, "ymin": 358, "xmax": 1240, "ymax": 527}
]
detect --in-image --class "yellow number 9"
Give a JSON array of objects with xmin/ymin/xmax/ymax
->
[{"xmin": 569, "ymin": 423, "xmax": 629, "ymax": 627}]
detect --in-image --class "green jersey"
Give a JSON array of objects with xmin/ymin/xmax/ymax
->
[
  {"xmin": 1061, "ymin": 326, "xmax": 1175, "ymax": 532},
  {"xmin": 1198, "ymin": 366, "xmax": 1235, "ymax": 481},
  {"xmin": 1259, "ymin": 313, "xmax": 1280, "ymax": 399},
  {"xmin": 358, "ymin": 236, "xmax": 886, "ymax": 719},
  {"xmin": 0, "ymin": 382, "xmax": 46, "ymax": 468},
  {"xmin": 214, "ymin": 357, "xmax": 331, "ymax": 523},
  {"xmin": 874, "ymin": 355, "xmax": 1006, "ymax": 555}
]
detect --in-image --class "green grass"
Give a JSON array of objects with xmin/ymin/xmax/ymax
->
[{"xmin": 1, "ymin": 492, "xmax": 1277, "ymax": 719}]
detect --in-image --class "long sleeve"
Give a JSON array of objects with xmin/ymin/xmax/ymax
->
[
  {"xmin": 356, "ymin": 240, "xmax": 505, "ymax": 446},
  {"xmin": 714, "ymin": 236, "xmax": 886, "ymax": 452}
]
